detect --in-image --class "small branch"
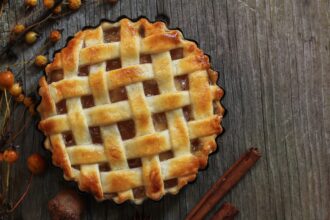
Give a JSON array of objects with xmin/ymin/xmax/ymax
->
[
  {"xmin": 0, "ymin": 174, "xmax": 33, "ymax": 216},
  {"xmin": 0, "ymin": 0, "xmax": 64, "ymax": 59}
]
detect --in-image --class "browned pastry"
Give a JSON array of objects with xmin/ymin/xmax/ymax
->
[{"xmin": 37, "ymin": 18, "xmax": 224, "ymax": 204}]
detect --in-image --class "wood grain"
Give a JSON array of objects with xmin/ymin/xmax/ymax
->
[{"xmin": 0, "ymin": 0, "xmax": 329, "ymax": 219}]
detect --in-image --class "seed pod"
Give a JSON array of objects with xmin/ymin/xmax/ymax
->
[
  {"xmin": 35, "ymin": 55, "xmax": 48, "ymax": 67},
  {"xmin": 50, "ymin": 30, "xmax": 61, "ymax": 43},
  {"xmin": 25, "ymin": 0, "xmax": 37, "ymax": 7},
  {"xmin": 43, "ymin": 0, "xmax": 54, "ymax": 9},
  {"xmin": 12, "ymin": 24, "xmax": 26, "ymax": 34},
  {"xmin": 27, "ymin": 153, "xmax": 47, "ymax": 175},
  {"xmin": 0, "ymin": 70, "xmax": 15, "ymax": 89},
  {"xmin": 25, "ymin": 31, "xmax": 38, "ymax": 44},
  {"xmin": 3, "ymin": 149, "xmax": 19, "ymax": 164},
  {"xmin": 68, "ymin": 0, "xmax": 81, "ymax": 10},
  {"xmin": 9, "ymin": 83, "xmax": 22, "ymax": 96}
]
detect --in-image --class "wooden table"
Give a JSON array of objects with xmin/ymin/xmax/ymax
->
[{"xmin": 0, "ymin": 0, "xmax": 329, "ymax": 219}]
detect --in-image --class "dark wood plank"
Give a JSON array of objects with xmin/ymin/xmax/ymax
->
[{"xmin": 0, "ymin": 0, "xmax": 329, "ymax": 219}]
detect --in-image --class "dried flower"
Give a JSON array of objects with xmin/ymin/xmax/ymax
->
[
  {"xmin": 43, "ymin": 0, "xmax": 54, "ymax": 9},
  {"xmin": 27, "ymin": 153, "xmax": 47, "ymax": 175},
  {"xmin": 25, "ymin": 31, "xmax": 38, "ymax": 44},
  {"xmin": 12, "ymin": 24, "xmax": 26, "ymax": 34},
  {"xmin": 49, "ymin": 30, "xmax": 61, "ymax": 43},
  {"xmin": 68, "ymin": 0, "xmax": 81, "ymax": 10},
  {"xmin": 0, "ymin": 70, "xmax": 15, "ymax": 89},
  {"xmin": 3, "ymin": 149, "xmax": 19, "ymax": 164},
  {"xmin": 25, "ymin": 0, "xmax": 37, "ymax": 7},
  {"xmin": 35, "ymin": 55, "xmax": 48, "ymax": 67},
  {"xmin": 9, "ymin": 83, "xmax": 22, "ymax": 97}
]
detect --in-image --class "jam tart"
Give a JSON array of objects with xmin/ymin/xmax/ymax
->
[{"xmin": 37, "ymin": 18, "xmax": 224, "ymax": 204}]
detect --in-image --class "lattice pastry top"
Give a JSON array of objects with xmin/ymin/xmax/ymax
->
[{"xmin": 37, "ymin": 18, "xmax": 224, "ymax": 204}]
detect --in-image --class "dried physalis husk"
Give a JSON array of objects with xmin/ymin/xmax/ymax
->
[
  {"xmin": 35, "ymin": 55, "xmax": 48, "ymax": 67},
  {"xmin": 68, "ymin": 0, "xmax": 81, "ymax": 10},
  {"xmin": 9, "ymin": 83, "xmax": 22, "ymax": 97},
  {"xmin": 25, "ymin": 31, "xmax": 38, "ymax": 44},
  {"xmin": 12, "ymin": 24, "xmax": 25, "ymax": 34},
  {"xmin": 49, "ymin": 30, "xmax": 61, "ymax": 43},
  {"xmin": 0, "ymin": 70, "xmax": 14, "ymax": 89},
  {"xmin": 25, "ymin": 0, "xmax": 37, "ymax": 7},
  {"xmin": 43, "ymin": 0, "xmax": 54, "ymax": 9},
  {"xmin": 53, "ymin": 5, "xmax": 62, "ymax": 14}
]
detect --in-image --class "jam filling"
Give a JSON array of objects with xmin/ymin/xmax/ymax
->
[
  {"xmin": 164, "ymin": 178, "xmax": 178, "ymax": 188},
  {"xmin": 109, "ymin": 87, "xmax": 128, "ymax": 103},
  {"xmin": 48, "ymin": 70, "xmax": 64, "ymax": 83},
  {"xmin": 127, "ymin": 158, "xmax": 142, "ymax": 168},
  {"xmin": 183, "ymin": 105, "xmax": 193, "ymax": 121},
  {"xmin": 133, "ymin": 186, "xmax": 145, "ymax": 199},
  {"xmin": 56, "ymin": 100, "xmax": 67, "ymax": 114},
  {"xmin": 117, "ymin": 120, "xmax": 136, "ymax": 140},
  {"xmin": 174, "ymin": 75, "xmax": 189, "ymax": 91},
  {"xmin": 170, "ymin": 48, "xmax": 184, "ymax": 60},
  {"xmin": 140, "ymin": 54, "xmax": 152, "ymax": 64},
  {"xmin": 78, "ymin": 65, "xmax": 90, "ymax": 76},
  {"xmin": 159, "ymin": 150, "xmax": 174, "ymax": 161},
  {"xmin": 71, "ymin": 165, "xmax": 80, "ymax": 170},
  {"xmin": 138, "ymin": 25, "xmax": 146, "ymax": 38},
  {"xmin": 99, "ymin": 163, "xmax": 111, "ymax": 172},
  {"xmin": 152, "ymin": 113, "xmax": 167, "ymax": 131},
  {"xmin": 89, "ymin": 126, "xmax": 102, "ymax": 144},
  {"xmin": 143, "ymin": 80, "xmax": 160, "ymax": 96},
  {"xmin": 62, "ymin": 131, "xmax": 76, "ymax": 146},
  {"xmin": 104, "ymin": 27, "xmax": 120, "ymax": 42},
  {"xmin": 106, "ymin": 58, "xmax": 121, "ymax": 71},
  {"xmin": 190, "ymin": 139, "xmax": 201, "ymax": 152},
  {"xmin": 81, "ymin": 95, "xmax": 95, "ymax": 108}
]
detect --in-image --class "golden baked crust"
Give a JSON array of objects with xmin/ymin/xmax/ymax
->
[{"xmin": 37, "ymin": 18, "xmax": 224, "ymax": 204}]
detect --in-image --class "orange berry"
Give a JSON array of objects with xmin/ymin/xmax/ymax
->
[
  {"xmin": 53, "ymin": 5, "xmax": 62, "ymax": 14},
  {"xmin": 0, "ymin": 70, "xmax": 15, "ymax": 89},
  {"xmin": 49, "ymin": 30, "xmax": 61, "ymax": 43},
  {"xmin": 35, "ymin": 55, "xmax": 48, "ymax": 67},
  {"xmin": 12, "ymin": 24, "xmax": 26, "ymax": 34},
  {"xmin": 43, "ymin": 0, "xmax": 54, "ymax": 8},
  {"xmin": 68, "ymin": 0, "xmax": 81, "ymax": 10},
  {"xmin": 9, "ymin": 83, "xmax": 22, "ymax": 96},
  {"xmin": 25, "ymin": 0, "xmax": 37, "ymax": 7},
  {"xmin": 3, "ymin": 149, "xmax": 19, "ymax": 164},
  {"xmin": 27, "ymin": 153, "xmax": 47, "ymax": 175}
]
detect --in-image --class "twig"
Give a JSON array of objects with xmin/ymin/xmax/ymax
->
[
  {"xmin": 0, "ymin": 174, "xmax": 33, "ymax": 215},
  {"xmin": 0, "ymin": 0, "xmax": 64, "ymax": 59}
]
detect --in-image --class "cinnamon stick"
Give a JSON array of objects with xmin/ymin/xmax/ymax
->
[
  {"xmin": 185, "ymin": 148, "xmax": 261, "ymax": 220},
  {"xmin": 210, "ymin": 202, "xmax": 239, "ymax": 220}
]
